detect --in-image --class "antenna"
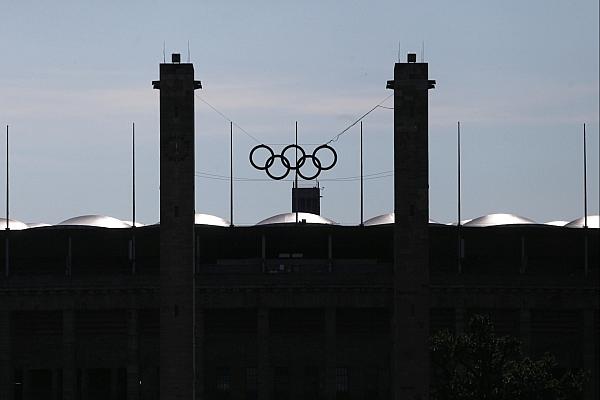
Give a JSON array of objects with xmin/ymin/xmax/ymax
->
[
  {"xmin": 163, "ymin": 41, "xmax": 166, "ymax": 63},
  {"xmin": 132, "ymin": 122, "xmax": 136, "ymax": 228},
  {"xmin": 583, "ymin": 122, "xmax": 588, "ymax": 275},
  {"xmin": 5, "ymin": 125, "xmax": 9, "ymax": 277},
  {"xmin": 457, "ymin": 121, "xmax": 462, "ymax": 274},
  {"xmin": 457, "ymin": 121, "xmax": 461, "ymax": 227},
  {"xmin": 5, "ymin": 125, "xmax": 8, "ymax": 230},
  {"xmin": 131, "ymin": 122, "xmax": 136, "ymax": 275},
  {"xmin": 187, "ymin": 40, "xmax": 191, "ymax": 63},
  {"xmin": 397, "ymin": 41, "xmax": 401, "ymax": 62},
  {"xmin": 295, "ymin": 121, "xmax": 299, "ymax": 224},
  {"xmin": 421, "ymin": 41, "xmax": 425, "ymax": 62},
  {"xmin": 583, "ymin": 123, "xmax": 587, "ymax": 228},
  {"xmin": 230, "ymin": 121, "xmax": 234, "ymax": 226},
  {"xmin": 360, "ymin": 121, "xmax": 364, "ymax": 226}
]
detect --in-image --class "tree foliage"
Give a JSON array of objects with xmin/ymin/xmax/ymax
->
[{"xmin": 430, "ymin": 315, "xmax": 587, "ymax": 400}]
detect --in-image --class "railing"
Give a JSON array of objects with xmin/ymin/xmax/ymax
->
[
  {"xmin": 0, "ymin": 274, "xmax": 158, "ymax": 289},
  {"xmin": 430, "ymin": 268, "xmax": 599, "ymax": 288},
  {"xmin": 195, "ymin": 259, "xmax": 394, "ymax": 287},
  {"xmin": 1, "ymin": 256, "xmax": 597, "ymax": 290},
  {"xmin": 200, "ymin": 258, "xmax": 392, "ymax": 274}
]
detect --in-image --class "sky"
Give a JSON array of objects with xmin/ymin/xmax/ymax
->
[{"xmin": 0, "ymin": 1, "xmax": 598, "ymax": 226}]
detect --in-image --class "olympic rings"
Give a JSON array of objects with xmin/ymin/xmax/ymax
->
[
  {"xmin": 297, "ymin": 155, "xmax": 321, "ymax": 180},
  {"xmin": 313, "ymin": 144, "xmax": 337, "ymax": 170},
  {"xmin": 249, "ymin": 143, "xmax": 337, "ymax": 180},
  {"xmin": 265, "ymin": 155, "xmax": 291, "ymax": 180},
  {"xmin": 249, "ymin": 144, "xmax": 274, "ymax": 170},
  {"xmin": 281, "ymin": 144, "xmax": 306, "ymax": 170}
]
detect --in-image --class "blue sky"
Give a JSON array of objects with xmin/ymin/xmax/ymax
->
[{"xmin": 0, "ymin": 1, "xmax": 598, "ymax": 225}]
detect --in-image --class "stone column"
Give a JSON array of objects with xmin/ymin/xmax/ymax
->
[
  {"xmin": 519, "ymin": 308, "xmax": 531, "ymax": 356},
  {"xmin": 261, "ymin": 234, "xmax": 266, "ymax": 273},
  {"xmin": 520, "ymin": 236, "xmax": 527, "ymax": 273},
  {"xmin": 455, "ymin": 307, "xmax": 466, "ymax": 335},
  {"xmin": 325, "ymin": 307, "xmax": 336, "ymax": 400},
  {"xmin": 127, "ymin": 309, "xmax": 140, "ymax": 400},
  {"xmin": 62, "ymin": 310, "xmax": 76, "ymax": 400},
  {"xmin": 327, "ymin": 234, "xmax": 333, "ymax": 272},
  {"xmin": 195, "ymin": 307, "xmax": 204, "ymax": 400},
  {"xmin": 0, "ymin": 310, "xmax": 12, "ymax": 400},
  {"xmin": 80, "ymin": 369, "xmax": 88, "ymax": 400},
  {"xmin": 583, "ymin": 310, "xmax": 596, "ymax": 400},
  {"xmin": 387, "ymin": 56, "xmax": 434, "ymax": 400},
  {"xmin": 22, "ymin": 369, "xmax": 31, "ymax": 400},
  {"xmin": 154, "ymin": 58, "xmax": 202, "ymax": 400},
  {"xmin": 110, "ymin": 368, "xmax": 119, "ymax": 400},
  {"xmin": 51, "ymin": 368, "xmax": 59, "ymax": 400},
  {"xmin": 257, "ymin": 307, "xmax": 270, "ymax": 400}
]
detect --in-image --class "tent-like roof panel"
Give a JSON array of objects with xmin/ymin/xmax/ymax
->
[
  {"xmin": 58, "ymin": 215, "xmax": 131, "ymax": 228},
  {"xmin": 364, "ymin": 212, "xmax": 440, "ymax": 226},
  {"xmin": 565, "ymin": 215, "xmax": 599, "ymax": 228},
  {"xmin": 464, "ymin": 213, "xmax": 537, "ymax": 227},
  {"xmin": 256, "ymin": 212, "xmax": 336, "ymax": 225}
]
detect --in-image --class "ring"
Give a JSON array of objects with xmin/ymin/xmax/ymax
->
[
  {"xmin": 281, "ymin": 144, "xmax": 306, "ymax": 170},
  {"xmin": 312, "ymin": 144, "xmax": 336, "ymax": 170},
  {"xmin": 265, "ymin": 155, "xmax": 291, "ymax": 180},
  {"xmin": 297, "ymin": 155, "xmax": 321, "ymax": 180},
  {"xmin": 249, "ymin": 144, "xmax": 274, "ymax": 171},
  {"xmin": 250, "ymin": 143, "xmax": 337, "ymax": 180}
]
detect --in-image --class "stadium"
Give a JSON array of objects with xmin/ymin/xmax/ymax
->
[{"xmin": 0, "ymin": 54, "xmax": 597, "ymax": 400}]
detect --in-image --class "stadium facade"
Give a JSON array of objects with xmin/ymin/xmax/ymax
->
[{"xmin": 0, "ymin": 55, "xmax": 598, "ymax": 400}]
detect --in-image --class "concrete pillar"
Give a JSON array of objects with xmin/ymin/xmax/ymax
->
[
  {"xmin": 127, "ymin": 309, "xmax": 140, "ymax": 400},
  {"xmin": 80, "ymin": 369, "xmax": 88, "ymax": 400},
  {"xmin": 387, "ymin": 55, "xmax": 435, "ymax": 400},
  {"xmin": 455, "ymin": 307, "xmax": 466, "ymax": 335},
  {"xmin": 62, "ymin": 310, "xmax": 76, "ymax": 400},
  {"xmin": 519, "ymin": 308, "xmax": 531, "ymax": 356},
  {"xmin": 325, "ymin": 307, "xmax": 336, "ymax": 400},
  {"xmin": 0, "ymin": 310, "xmax": 12, "ymax": 400},
  {"xmin": 22, "ymin": 369, "xmax": 31, "ymax": 400},
  {"xmin": 327, "ymin": 234, "xmax": 333, "ymax": 272},
  {"xmin": 154, "ymin": 54, "xmax": 202, "ymax": 400},
  {"xmin": 583, "ymin": 310, "xmax": 597, "ymax": 400},
  {"xmin": 51, "ymin": 368, "xmax": 59, "ymax": 400},
  {"xmin": 195, "ymin": 307, "xmax": 204, "ymax": 400},
  {"xmin": 257, "ymin": 307, "xmax": 270, "ymax": 400},
  {"xmin": 520, "ymin": 236, "xmax": 527, "ymax": 273},
  {"xmin": 261, "ymin": 234, "xmax": 266, "ymax": 273},
  {"xmin": 110, "ymin": 368, "xmax": 119, "ymax": 400}
]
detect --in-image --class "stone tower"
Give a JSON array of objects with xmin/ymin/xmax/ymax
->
[
  {"xmin": 153, "ymin": 53, "xmax": 202, "ymax": 399},
  {"xmin": 387, "ymin": 53, "xmax": 435, "ymax": 399}
]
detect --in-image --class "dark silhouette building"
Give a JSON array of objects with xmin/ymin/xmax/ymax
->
[{"xmin": 0, "ymin": 55, "xmax": 597, "ymax": 400}]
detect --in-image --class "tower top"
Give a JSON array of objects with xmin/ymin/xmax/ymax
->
[
  {"xmin": 152, "ymin": 55, "xmax": 202, "ymax": 90},
  {"xmin": 386, "ymin": 53, "xmax": 436, "ymax": 90}
]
